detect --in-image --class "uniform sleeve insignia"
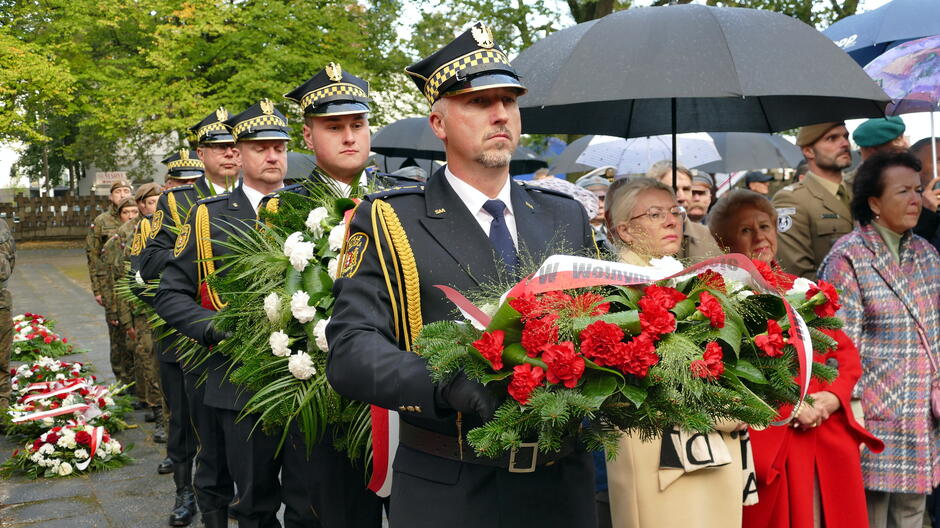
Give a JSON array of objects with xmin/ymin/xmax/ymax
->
[
  {"xmin": 150, "ymin": 210, "xmax": 164, "ymax": 239},
  {"xmin": 174, "ymin": 224, "xmax": 191, "ymax": 258},
  {"xmin": 130, "ymin": 233, "xmax": 144, "ymax": 256},
  {"xmin": 775, "ymin": 207, "xmax": 796, "ymax": 233},
  {"xmin": 339, "ymin": 232, "xmax": 369, "ymax": 279}
]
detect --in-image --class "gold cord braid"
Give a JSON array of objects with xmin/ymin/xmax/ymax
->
[
  {"xmin": 195, "ymin": 204, "xmax": 226, "ymax": 310},
  {"xmin": 168, "ymin": 192, "xmax": 182, "ymax": 229},
  {"xmin": 371, "ymin": 200, "xmax": 401, "ymax": 344},
  {"xmin": 377, "ymin": 203, "xmax": 408, "ymax": 347},
  {"xmin": 139, "ymin": 217, "xmax": 152, "ymax": 241},
  {"xmin": 375, "ymin": 200, "xmax": 422, "ymax": 350}
]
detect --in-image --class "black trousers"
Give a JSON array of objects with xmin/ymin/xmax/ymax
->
[
  {"xmin": 158, "ymin": 358, "xmax": 196, "ymax": 466},
  {"xmin": 281, "ymin": 425, "xmax": 383, "ymax": 528},
  {"xmin": 216, "ymin": 408, "xmax": 282, "ymax": 528},
  {"xmin": 185, "ymin": 372, "xmax": 234, "ymax": 515}
]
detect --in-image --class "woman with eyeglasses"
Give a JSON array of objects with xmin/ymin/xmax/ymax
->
[{"xmin": 602, "ymin": 177, "xmax": 749, "ymax": 528}]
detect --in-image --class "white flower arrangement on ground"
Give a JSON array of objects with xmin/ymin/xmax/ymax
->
[
  {"xmin": 1, "ymin": 422, "xmax": 132, "ymax": 478},
  {"xmin": 11, "ymin": 313, "xmax": 78, "ymax": 360}
]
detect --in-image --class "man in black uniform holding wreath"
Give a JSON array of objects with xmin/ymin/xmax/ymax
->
[{"xmin": 326, "ymin": 23, "xmax": 598, "ymax": 527}]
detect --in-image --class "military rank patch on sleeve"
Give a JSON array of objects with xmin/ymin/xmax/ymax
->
[
  {"xmin": 339, "ymin": 232, "xmax": 369, "ymax": 278},
  {"xmin": 130, "ymin": 233, "xmax": 144, "ymax": 256},
  {"xmin": 174, "ymin": 224, "xmax": 191, "ymax": 258},
  {"xmin": 150, "ymin": 210, "xmax": 164, "ymax": 239}
]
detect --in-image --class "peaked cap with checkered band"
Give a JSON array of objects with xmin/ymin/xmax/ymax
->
[
  {"xmin": 405, "ymin": 22, "xmax": 526, "ymax": 104},
  {"xmin": 189, "ymin": 108, "xmax": 236, "ymax": 145},
  {"xmin": 161, "ymin": 149, "xmax": 205, "ymax": 180},
  {"xmin": 284, "ymin": 62, "xmax": 371, "ymax": 117},
  {"xmin": 223, "ymin": 99, "xmax": 291, "ymax": 142}
]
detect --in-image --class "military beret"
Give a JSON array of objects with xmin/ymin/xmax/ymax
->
[
  {"xmin": 852, "ymin": 116, "xmax": 906, "ymax": 147},
  {"xmin": 224, "ymin": 99, "xmax": 290, "ymax": 142},
  {"xmin": 796, "ymin": 122, "xmax": 844, "ymax": 147},
  {"xmin": 284, "ymin": 62, "xmax": 371, "ymax": 117},
  {"xmin": 134, "ymin": 183, "xmax": 162, "ymax": 202},
  {"xmin": 162, "ymin": 149, "xmax": 205, "ymax": 180},
  {"xmin": 744, "ymin": 171, "xmax": 772, "ymax": 183},
  {"xmin": 405, "ymin": 22, "xmax": 526, "ymax": 104},
  {"xmin": 116, "ymin": 197, "xmax": 137, "ymax": 212},
  {"xmin": 110, "ymin": 180, "xmax": 132, "ymax": 193},
  {"xmin": 692, "ymin": 170, "xmax": 714, "ymax": 187},
  {"xmin": 190, "ymin": 108, "xmax": 235, "ymax": 145}
]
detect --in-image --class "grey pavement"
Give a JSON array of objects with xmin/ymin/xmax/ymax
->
[{"xmin": 0, "ymin": 247, "xmax": 198, "ymax": 527}]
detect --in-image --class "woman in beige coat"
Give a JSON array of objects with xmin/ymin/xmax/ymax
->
[{"xmin": 603, "ymin": 177, "xmax": 751, "ymax": 527}]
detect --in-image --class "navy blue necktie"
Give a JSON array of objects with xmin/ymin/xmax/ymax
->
[{"xmin": 482, "ymin": 199, "xmax": 518, "ymax": 273}]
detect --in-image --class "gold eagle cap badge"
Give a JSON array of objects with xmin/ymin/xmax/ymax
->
[
  {"xmin": 215, "ymin": 107, "xmax": 228, "ymax": 122},
  {"xmin": 260, "ymin": 99, "xmax": 275, "ymax": 115},
  {"xmin": 472, "ymin": 23, "xmax": 494, "ymax": 49},
  {"xmin": 180, "ymin": 149, "xmax": 189, "ymax": 160},
  {"xmin": 326, "ymin": 62, "xmax": 343, "ymax": 82}
]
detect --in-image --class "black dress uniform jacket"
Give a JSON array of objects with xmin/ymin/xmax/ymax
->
[
  {"xmin": 154, "ymin": 184, "xmax": 256, "ymax": 411},
  {"xmin": 326, "ymin": 168, "xmax": 598, "ymax": 527}
]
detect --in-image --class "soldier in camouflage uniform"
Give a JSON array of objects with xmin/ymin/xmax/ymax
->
[
  {"xmin": 86, "ymin": 180, "xmax": 133, "ymax": 384},
  {"xmin": 99, "ymin": 196, "xmax": 138, "ymax": 387},
  {"xmin": 0, "ymin": 218, "xmax": 15, "ymax": 413}
]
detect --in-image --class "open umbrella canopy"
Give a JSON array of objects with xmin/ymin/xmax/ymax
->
[
  {"xmin": 823, "ymin": 0, "xmax": 940, "ymax": 67},
  {"xmin": 513, "ymin": 4, "xmax": 889, "ymax": 138},
  {"xmin": 864, "ymin": 35, "xmax": 940, "ymax": 115},
  {"xmin": 694, "ymin": 132, "xmax": 803, "ymax": 173},
  {"xmin": 575, "ymin": 134, "xmax": 720, "ymax": 174},
  {"xmin": 286, "ymin": 152, "xmax": 317, "ymax": 181},
  {"xmin": 370, "ymin": 117, "xmax": 548, "ymax": 175}
]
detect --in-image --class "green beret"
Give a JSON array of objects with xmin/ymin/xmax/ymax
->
[{"xmin": 853, "ymin": 116, "xmax": 905, "ymax": 148}]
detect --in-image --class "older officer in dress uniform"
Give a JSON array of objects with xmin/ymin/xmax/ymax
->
[
  {"xmin": 140, "ymin": 128, "xmax": 236, "ymax": 527},
  {"xmin": 326, "ymin": 23, "xmax": 598, "ymax": 528},
  {"xmin": 772, "ymin": 122, "xmax": 854, "ymax": 280},
  {"xmin": 156, "ymin": 100, "xmax": 299, "ymax": 528}
]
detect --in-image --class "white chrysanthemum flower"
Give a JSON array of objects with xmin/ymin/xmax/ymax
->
[
  {"xmin": 305, "ymin": 207, "xmax": 329, "ymax": 237},
  {"xmin": 288, "ymin": 352, "xmax": 317, "ymax": 380},
  {"xmin": 263, "ymin": 292, "xmax": 281, "ymax": 323},
  {"xmin": 649, "ymin": 256, "xmax": 685, "ymax": 276},
  {"xmin": 74, "ymin": 449, "xmax": 89, "ymax": 460},
  {"xmin": 57, "ymin": 461, "xmax": 73, "ymax": 476},
  {"xmin": 327, "ymin": 258, "xmax": 338, "ymax": 279},
  {"xmin": 787, "ymin": 277, "xmax": 815, "ymax": 296},
  {"xmin": 135, "ymin": 270, "xmax": 145, "ymax": 286},
  {"xmin": 55, "ymin": 373, "xmax": 65, "ymax": 380},
  {"xmin": 269, "ymin": 330, "xmax": 291, "ymax": 357},
  {"xmin": 283, "ymin": 232, "xmax": 314, "ymax": 272},
  {"xmin": 313, "ymin": 318, "xmax": 330, "ymax": 352},
  {"xmin": 290, "ymin": 291, "xmax": 318, "ymax": 324},
  {"xmin": 328, "ymin": 223, "xmax": 346, "ymax": 251},
  {"xmin": 38, "ymin": 443, "xmax": 54, "ymax": 455}
]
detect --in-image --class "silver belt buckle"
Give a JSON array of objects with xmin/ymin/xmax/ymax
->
[{"xmin": 508, "ymin": 442, "xmax": 538, "ymax": 473}]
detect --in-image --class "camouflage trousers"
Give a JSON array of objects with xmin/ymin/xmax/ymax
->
[
  {"xmin": 130, "ymin": 312, "xmax": 163, "ymax": 410},
  {"xmin": 0, "ymin": 290, "xmax": 11, "ymax": 411},
  {"xmin": 106, "ymin": 310, "xmax": 135, "ymax": 387}
]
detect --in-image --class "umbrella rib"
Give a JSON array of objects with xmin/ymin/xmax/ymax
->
[
  {"xmin": 704, "ymin": 7, "xmax": 744, "ymax": 97},
  {"xmin": 755, "ymin": 97, "xmax": 774, "ymax": 134}
]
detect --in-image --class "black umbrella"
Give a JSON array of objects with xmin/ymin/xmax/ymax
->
[
  {"xmin": 371, "ymin": 117, "xmax": 548, "ymax": 175},
  {"xmin": 286, "ymin": 152, "xmax": 317, "ymax": 181},
  {"xmin": 512, "ymin": 4, "xmax": 889, "ymax": 185}
]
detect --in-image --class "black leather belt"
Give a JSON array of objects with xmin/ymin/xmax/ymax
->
[{"xmin": 398, "ymin": 420, "xmax": 575, "ymax": 473}]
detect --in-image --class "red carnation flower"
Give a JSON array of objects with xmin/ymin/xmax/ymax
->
[
  {"xmin": 49, "ymin": 401, "xmax": 60, "ymax": 409},
  {"xmin": 579, "ymin": 320, "xmax": 625, "ymax": 366},
  {"xmin": 32, "ymin": 438, "xmax": 43, "ymax": 451},
  {"xmin": 75, "ymin": 430, "xmax": 92, "ymax": 447},
  {"xmin": 97, "ymin": 398, "xmax": 107, "ymax": 408},
  {"xmin": 807, "ymin": 280, "xmax": 841, "ymax": 318},
  {"xmin": 509, "ymin": 291, "xmax": 539, "ymax": 321},
  {"xmin": 755, "ymin": 319, "xmax": 788, "ymax": 358},
  {"xmin": 692, "ymin": 341, "xmax": 724, "ymax": 379},
  {"xmin": 541, "ymin": 341, "xmax": 586, "ymax": 388},
  {"xmin": 571, "ymin": 292, "xmax": 610, "ymax": 316},
  {"xmin": 521, "ymin": 316, "xmax": 559, "ymax": 357},
  {"xmin": 538, "ymin": 291, "xmax": 573, "ymax": 314},
  {"xmin": 45, "ymin": 432, "xmax": 60, "ymax": 445},
  {"xmin": 43, "ymin": 336, "xmax": 53, "ymax": 344},
  {"xmin": 697, "ymin": 291, "xmax": 725, "ymax": 328},
  {"xmin": 508, "ymin": 363, "xmax": 545, "ymax": 405},
  {"xmin": 639, "ymin": 305, "xmax": 677, "ymax": 339},
  {"xmin": 640, "ymin": 285, "xmax": 687, "ymax": 311},
  {"xmin": 751, "ymin": 259, "xmax": 779, "ymax": 289},
  {"xmin": 697, "ymin": 270, "xmax": 726, "ymax": 292},
  {"xmin": 62, "ymin": 338, "xmax": 68, "ymax": 344},
  {"xmin": 614, "ymin": 334, "xmax": 660, "ymax": 378},
  {"xmin": 102, "ymin": 433, "xmax": 111, "ymax": 443},
  {"xmin": 471, "ymin": 330, "xmax": 505, "ymax": 371}
]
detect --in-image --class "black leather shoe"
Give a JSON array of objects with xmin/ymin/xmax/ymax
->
[
  {"xmin": 152, "ymin": 407, "xmax": 168, "ymax": 443},
  {"xmin": 157, "ymin": 457, "xmax": 173, "ymax": 474},
  {"xmin": 169, "ymin": 463, "xmax": 197, "ymax": 526}
]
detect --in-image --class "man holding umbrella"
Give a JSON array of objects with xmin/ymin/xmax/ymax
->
[
  {"xmin": 773, "ymin": 122, "xmax": 854, "ymax": 280},
  {"xmin": 327, "ymin": 22, "xmax": 597, "ymax": 528}
]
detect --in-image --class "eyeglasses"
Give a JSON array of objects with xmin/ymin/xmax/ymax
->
[{"xmin": 630, "ymin": 206, "xmax": 686, "ymax": 224}]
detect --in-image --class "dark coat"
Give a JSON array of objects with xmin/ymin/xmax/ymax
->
[{"xmin": 326, "ymin": 168, "xmax": 598, "ymax": 527}]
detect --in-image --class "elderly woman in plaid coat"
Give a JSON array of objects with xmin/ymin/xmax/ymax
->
[{"xmin": 819, "ymin": 151, "xmax": 940, "ymax": 528}]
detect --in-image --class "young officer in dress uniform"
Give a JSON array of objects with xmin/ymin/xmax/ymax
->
[
  {"xmin": 326, "ymin": 23, "xmax": 598, "ymax": 528},
  {"xmin": 155, "ymin": 99, "xmax": 310, "ymax": 528},
  {"xmin": 139, "ymin": 118, "xmax": 238, "ymax": 527}
]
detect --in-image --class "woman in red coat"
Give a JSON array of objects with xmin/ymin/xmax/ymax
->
[{"xmin": 708, "ymin": 189, "xmax": 883, "ymax": 528}]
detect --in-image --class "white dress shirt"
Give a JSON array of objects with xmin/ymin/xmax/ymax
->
[
  {"xmin": 241, "ymin": 184, "xmax": 266, "ymax": 214},
  {"xmin": 444, "ymin": 166, "xmax": 518, "ymax": 248}
]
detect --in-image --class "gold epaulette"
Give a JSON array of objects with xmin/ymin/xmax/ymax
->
[
  {"xmin": 167, "ymin": 192, "xmax": 182, "ymax": 229},
  {"xmin": 195, "ymin": 203, "xmax": 226, "ymax": 310}
]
